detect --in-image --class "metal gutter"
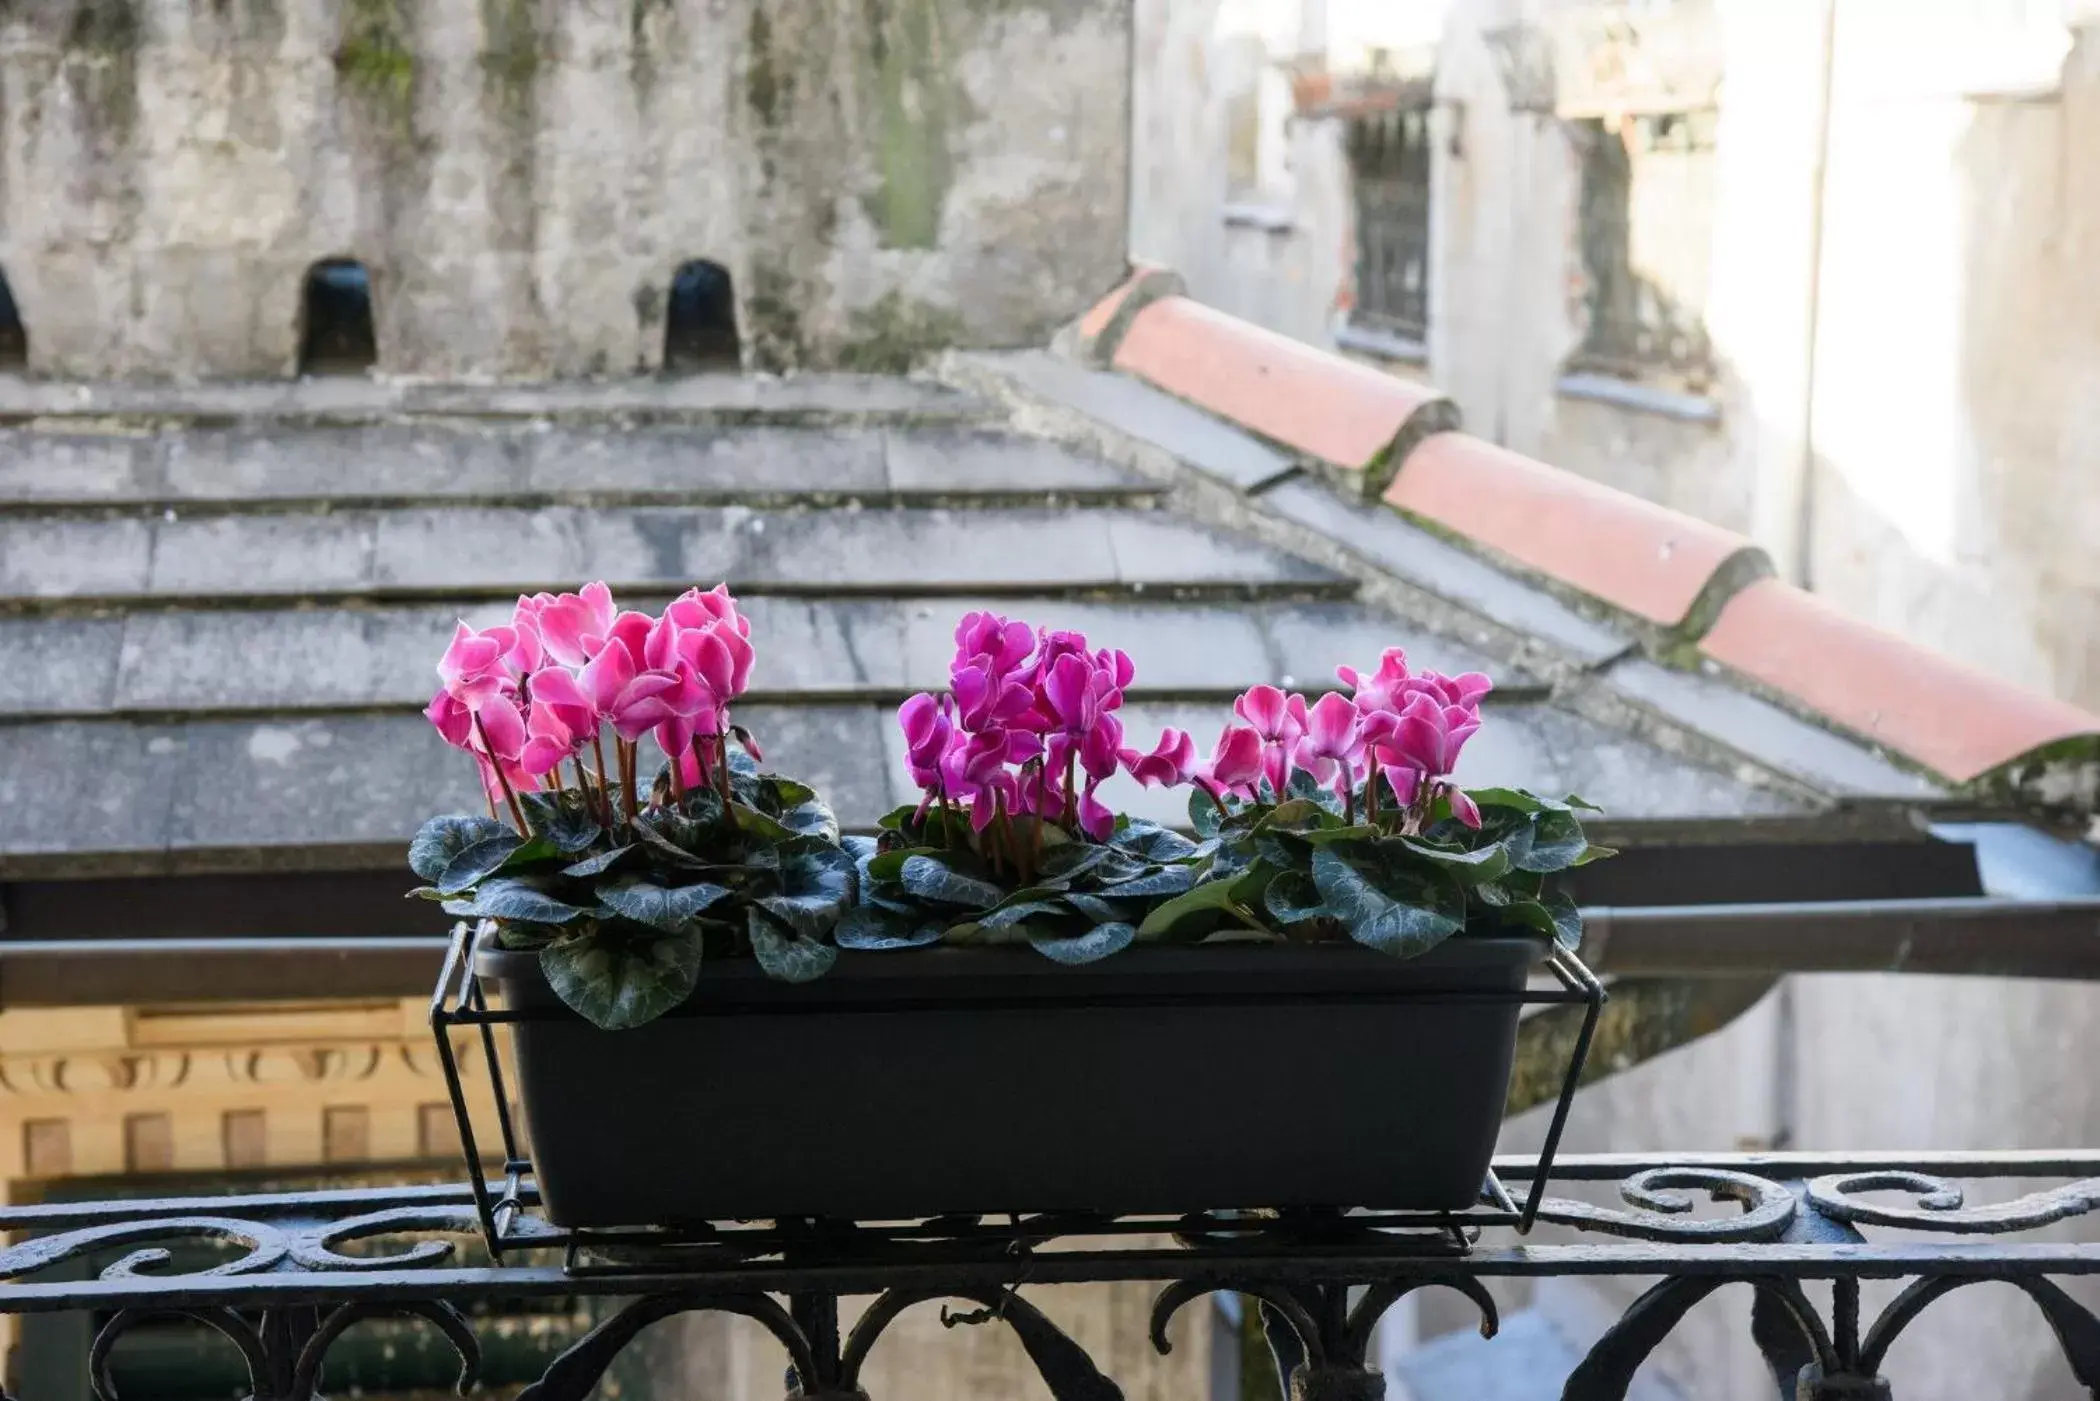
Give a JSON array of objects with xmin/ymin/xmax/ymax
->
[{"xmin": 1583, "ymin": 896, "xmax": 2100, "ymax": 979}]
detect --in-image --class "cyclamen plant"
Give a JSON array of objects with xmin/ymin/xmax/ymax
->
[
  {"xmin": 409, "ymin": 591, "xmax": 1608, "ymax": 1031},
  {"xmin": 1135, "ymin": 651, "xmax": 1614, "ymax": 955},
  {"xmin": 408, "ymin": 582, "xmax": 853, "ymax": 1030},
  {"xmin": 846, "ymin": 613, "xmax": 1208, "ymax": 963},
  {"xmin": 869, "ymin": 617, "xmax": 1609, "ymax": 962}
]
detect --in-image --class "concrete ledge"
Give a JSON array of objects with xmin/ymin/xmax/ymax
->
[
  {"xmin": 1700, "ymin": 578, "xmax": 2100, "ymax": 787},
  {"xmin": 1383, "ymin": 431, "xmax": 1770, "ymax": 631},
  {"xmin": 1110, "ymin": 295, "xmax": 1455, "ymax": 476}
]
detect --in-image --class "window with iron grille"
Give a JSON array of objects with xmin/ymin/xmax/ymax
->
[
  {"xmin": 1567, "ymin": 109, "xmax": 1719, "ymax": 394},
  {"xmin": 1346, "ymin": 106, "xmax": 1434, "ymax": 346}
]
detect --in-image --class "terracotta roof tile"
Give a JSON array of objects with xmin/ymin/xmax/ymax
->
[
  {"xmin": 1381, "ymin": 432, "xmax": 1767, "ymax": 629},
  {"xmin": 1111, "ymin": 296, "xmax": 1449, "ymax": 473},
  {"xmin": 1070, "ymin": 264, "xmax": 1184, "ymax": 365},
  {"xmin": 1699, "ymin": 578, "xmax": 2100, "ymax": 784}
]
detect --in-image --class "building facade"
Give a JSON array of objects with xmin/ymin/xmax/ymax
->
[{"xmin": 1133, "ymin": 1, "xmax": 2100, "ymax": 1396}]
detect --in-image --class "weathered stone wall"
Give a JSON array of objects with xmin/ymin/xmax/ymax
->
[{"xmin": 0, "ymin": 0, "xmax": 1131, "ymax": 379}]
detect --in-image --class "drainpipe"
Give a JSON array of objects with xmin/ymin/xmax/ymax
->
[{"xmin": 1787, "ymin": 0, "xmax": 1839, "ymax": 589}]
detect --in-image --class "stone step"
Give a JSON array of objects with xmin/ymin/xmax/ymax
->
[
  {"xmin": 0, "ymin": 374, "xmax": 989, "ymax": 425},
  {"xmin": 0, "ymin": 598, "xmax": 1525, "ymax": 719},
  {"xmin": 0, "ymin": 698, "xmax": 1799, "ymax": 878},
  {"xmin": 0, "ymin": 505, "xmax": 1346, "ymax": 608},
  {"xmin": 0, "ymin": 425, "xmax": 1148, "ymax": 509}
]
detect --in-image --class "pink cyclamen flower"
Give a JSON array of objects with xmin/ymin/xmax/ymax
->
[
  {"xmin": 520, "ymin": 699, "xmax": 582, "ymax": 777},
  {"xmin": 436, "ymin": 622, "xmax": 524, "ymax": 706},
  {"xmin": 954, "ymin": 611, "xmax": 1037, "ymax": 679},
  {"xmin": 579, "ymin": 632, "xmax": 680, "ymax": 742},
  {"xmin": 951, "ymin": 658, "xmax": 1036, "ymax": 733},
  {"xmin": 525, "ymin": 665, "xmax": 598, "ymax": 742},
  {"xmin": 1233, "ymin": 684, "xmax": 1308, "ymax": 794},
  {"xmin": 1336, "ymin": 647, "xmax": 1413, "ymax": 714},
  {"xmin": 464, "ymin": 688, "xmax": 539, "ymax": 803},
  {"xmin": 1121, "ymin": 728, "xmax": 1198, "ymax": 788},
  {"xmin": 1075, "ymin": 784, "xmax": 1116, "ymax": 842},
  {"xmin": 424, "ymin": 690, "xmax": 474, "ymax": 749},
  {"xmin": 898, "ymin": 692, "xmax": 955, "ymax": 790},
  {"xmin": 1294, "ymin": 691, "xmax": 1364, "ymax": 794},
  {"xmin": 1371, "ymin": 691, "xmax": 1481, "ymax": 777},
  {"xmin": 527, "ymin": 582, "xmax": 620, "ymax": 668},
  {"xmin": 651, "ymin": 585, "xmax": 757, "ymax": 707},
  {"xmin": 1201, "ymin": 725, "xmax": 1265, "ymax": 799}
]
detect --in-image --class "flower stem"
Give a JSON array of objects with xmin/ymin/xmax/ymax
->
[
  {"xmin": 473, "ymin": 714, "xmax": 532, "ymax": 835},
  {"xmin": 570, "ymin": 755, "xmax": 593, "ymax": 820},
  {"xmin": 619, "ymin": 741, "xmax": 639, "ymax": 824},
  {"xmin": 592, "ymin": 731, "xmax": 612, "ymax": 824},
  {"xmin": 708, "ymin": 732, "xmax": 736, "ymax": 833},
  {"xmin": 1062, "ymin": 750, "xmax": 1079, "ymax": 833}
]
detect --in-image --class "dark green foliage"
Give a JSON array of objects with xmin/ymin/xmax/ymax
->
[
  {"xmin": 409, "ymin": 741, "xmax": 851, "ymax": 1029},
  {"xmin": 414, "ymin": 748, "xmax": 1608, "ymax": 1029}
]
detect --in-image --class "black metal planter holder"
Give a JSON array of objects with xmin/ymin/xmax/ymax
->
[{"xmin": 428, "ymin": 921, "xmax": 1607, "ymax": 1274}]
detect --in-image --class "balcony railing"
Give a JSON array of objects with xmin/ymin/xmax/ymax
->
[{"xmin": 1, "ymin": 1149, "xmax": 2096, "ymax": 1399}]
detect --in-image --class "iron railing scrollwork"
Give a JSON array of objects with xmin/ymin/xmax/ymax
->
[{"xmin": 0, "ymin": 1154, "xmax": 2095, "ymax": 1398}]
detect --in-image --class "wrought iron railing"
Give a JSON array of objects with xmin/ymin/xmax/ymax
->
[{"xmin": 0, "ymin": 1151, "xmax": 2095, "ymax": 1399}]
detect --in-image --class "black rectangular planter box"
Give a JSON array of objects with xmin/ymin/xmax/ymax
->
[{"xmin": 476, "ymin": 936, "xmax": 1544, "ymax": 1228}]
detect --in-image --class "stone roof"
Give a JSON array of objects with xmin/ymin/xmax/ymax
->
[
  {"xmin": 0, "ymin": 295, "xmax": 2089, "ymax": 916},
  {"xmin": 1062, "ymin": 267, "xmax": 2100, "ymax": 809}
]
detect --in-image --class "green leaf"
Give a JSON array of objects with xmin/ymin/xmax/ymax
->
[
  {"xmin": 1028, "ymin": 922, "xmax": 1136, "ymax": 965},
  {"xmin": 875, "ymin": 805, "xmax": 916, "ymax": 832},
  {"xmin": 898, "ymin": 854, "xmax": 1005, "ymax": 910},
  {"xmin": 729, "ymin": 803, "xmax": 800, "ymax": 843},
  {"xmin": 494, "ymin": 920, "xmax": 566, "ymax": 951},
  {"xmin": 1543, "ymin": 889, "xmax": 1582, "ymax": 948},
  {"xmin": 756, "ymin": 778, "xmax": 839, "ymax": 842},
  {"xmin": 1257, "ymin": 798, "xmax": 1333, "ymax": 834},
  {"xmin": 1311, "ymin": 844, "xmax": 1464, "ymax": 959},
  {"xmin": 1474, "ymin": 880, "xmax": 1515, "ymax": 908},
  {"xmin": 1499, "ymin": 889, "xmax": 1582, "ymax": 948},
  {"xmin": 521, "ymin": 792, "xmax": 603, "ymax": 854},
  {"xmin": 747, "ymin": 910, "xmax": 838, "ymax": 982},
  {"xmin": 1512, "ymin": 810, "xmax": 1589, "ymax": 874},
  {"xmin": 598, "ymin": 876, "xmax": 732, "ymax": 932},
  {"xmin": 495, "ymin": 835, "xmax": 564, "ymax": 872},
  {"xmin": 1301, "ymin": 823, "xmax": 1382, "ymax": 846},
  {"xmin": 1036, "ymin": 842, "xmax": 1116, "ymax": 885},
  {"xmin": 541, "ymin": 929, "xmax": 701, "ymax": 1030},
  {"xmin": 409, "ymin": 815, "xmax": 513, "ymax": 883},
  {"xmin": 631, "ymin": 813, "xmax": 715, "ymax": 868},
  {"xmin": 979, "ymin": 898, "xmax": 1070, "ymax": 931},
  {"xmin": 1189, "ymin": 788, "xmax": 1224, "ymax": 839},
  {"xmin": 1110, "ymin": 820, "xmax": 1201, "ymax": 863},
  {"xmin": 1063, "ymin": 892, "xmax": 1132, "ymax": 925},
  {"xmin": 562, "ymin": 845, "xmax": 635, "ymax": 878},
  {"xmin": 1398, "ymin": 837, "xmax": 1513, "ymax": 884},
  {"xmin": 1462, "ymin": 787, "xmax": 1556, "ymax": 816},
  {"xmin": 1570, "ymin": 843, "xmax": 1618, "ymax": 867},
  {"xmin": 464, "ymin": 878, "xmax": 591, "ymax": 925},
  {"xmin": 1100, "ymin": 865, "xmax": 1197, "ymax": 899},
  {"xmin": 834, "ymin": 905, "xmax": 947, "ymax": 950},
  {"xmin": 765, "ymin": 843, "xmax": 853, "ymax": 935},
  {"xmin": 1262, "ymin": 870, "xmax": 1327, "ymax": 925},
  {"xmin": 1137, "ymin": 874, "xmax": 1254, "ymax": 939},
  {"xmin": 541, "ymin": 805, "xmax": 602, "ymax": 854},
  {"xmin": 436, "ymin": 832, "xmax": 525, "ymax": 895}
]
